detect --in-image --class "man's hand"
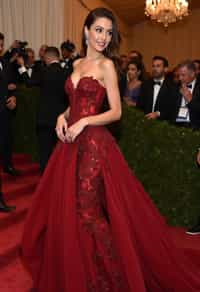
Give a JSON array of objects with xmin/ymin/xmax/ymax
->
[
  {"xmin": 6, "ymin": 96, "xmax": 16, "ymax": 110},
  {"xmin": 180, "ymin": 84, "xmax": 192, "ymax": 103},
  {"xmin": 8, "ymin": 83, "xmax": 17, "ymax": 91},
  {"xmin": 145, "ymin": 112, "xmax": 160, "ymax": 120}
]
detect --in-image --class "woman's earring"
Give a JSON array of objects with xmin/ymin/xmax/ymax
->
[{"xmin": 85, "ymin": 36, "xmax": 88, "ymax": 46}]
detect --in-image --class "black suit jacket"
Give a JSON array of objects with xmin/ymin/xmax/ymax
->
[
  {"xmin": 60, "ymin": 58, "xmax": 74, "ymax": 77},
  {"xmin": 176, "ymin": 79, "xmax": 200, "ymax": 129},
  {"xmin": 0, "ymin": 57, "xmax": 16, "ymax": 112},
  {"xmin": 137, "ymin": 78, "xmax": 179, "ymax": 121},
  {"xmin": 21, "ymin": 62, "xmax": 68, "ymax": 127}
]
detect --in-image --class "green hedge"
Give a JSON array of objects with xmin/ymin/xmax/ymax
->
[{"xmin": 13, "ymin": 87, "xmax": 200, "ymax": 226}]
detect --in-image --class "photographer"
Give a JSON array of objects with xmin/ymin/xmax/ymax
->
[{"xmin": 0, "ymin": 33, "xmax": 19, "ymax": 176}]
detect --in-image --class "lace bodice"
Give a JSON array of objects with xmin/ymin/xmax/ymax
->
[{"xmin": 65, "ymin": 76, "xmax": 106, "ymax": 126}]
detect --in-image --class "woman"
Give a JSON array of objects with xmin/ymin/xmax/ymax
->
[
  {"xmin": 22, "ymin": 7, "xmax": 200, "ymax": 292},
  {"xmin": 123, "ymin": 59, "xmax": 142, "ymax": 106}
]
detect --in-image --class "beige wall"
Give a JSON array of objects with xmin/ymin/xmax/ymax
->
[
  {"xmin": 131, "ymin": 9, "xmax": 200, "ymax": 72},
  {"xmin": 64, "ymin": 0, "xmax": 132, "ymax": 53}
]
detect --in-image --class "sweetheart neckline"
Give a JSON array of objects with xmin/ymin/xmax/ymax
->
[{"xmin": 68, "ymin": 76, "xmax": 106, "ymax": 91}]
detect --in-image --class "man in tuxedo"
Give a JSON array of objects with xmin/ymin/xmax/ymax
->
[
  {"xmin": 60, "ymin": 40, "xmax": 76, "ymax": 77},
  {"xmin": 34, "ymin": 44, "xmax": 48, "ymax": 71},
  {"xmin": 24, "ymin": 48, "xmax": 36, "ymax": 78},
  {"xmin": 0, "ymin": 33, "xmax": 19, "ymax": 176},
  {"xmin": 175, "ymin": 60, "xmax": 200, "ymax": 129},
  {"xmin": 18, "ymin": 47, "xmax": 68, "ymax": 172},
  {"xmin": 137, "ymin": 56, "xmax": 178, "ymax": 122}
]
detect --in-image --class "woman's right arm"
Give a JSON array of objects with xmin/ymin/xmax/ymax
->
[{"xmin": 56, "ymin": 107, "xmax": 70, "ymax": 142}]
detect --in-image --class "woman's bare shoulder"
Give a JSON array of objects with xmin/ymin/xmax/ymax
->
[
  {"xmin": 100, "ymin": 58, "xmax": 116, "ymax": 76},
  {"xmin": 73, "ymin": 57, "xmax": 84, "ymax": 69}
]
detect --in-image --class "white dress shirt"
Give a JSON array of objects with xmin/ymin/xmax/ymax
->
[
  {"xmin": 176, "ymin": 79, "xmax": 196, "ymax": 123},
  {"xmin": 152, "ymin": 78, "xmax": 164, "ymax": 112}
]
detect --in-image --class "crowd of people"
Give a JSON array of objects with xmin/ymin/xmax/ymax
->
[
  {"xmin": 120, "ymin": 51, "xmax": 200, "ymax": 129},
  {"xmin": 0, "ymin": 34, "xmax": 80, "ymax": 212},
  {"xmin": 0, "ymin": 31, "xmax": 200, "ymax": 224}
]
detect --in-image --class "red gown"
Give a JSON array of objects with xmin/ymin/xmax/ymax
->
[{"xmin": 22, "ymin": 76, "xmax": 200, "ymax": 292}]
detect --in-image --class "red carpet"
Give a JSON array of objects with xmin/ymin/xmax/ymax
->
[
  {"xmin": 1, "ymin": 154, "xmax": 200, "ymax": 291},
  {"xmin": 0, "ymin": 154, "xmax": 40, "ymax": 292}
]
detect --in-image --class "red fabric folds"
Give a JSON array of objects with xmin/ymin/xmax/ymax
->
[{"xmin": 21, "ymin": 76, "xmax": 200, "ymax": 292}]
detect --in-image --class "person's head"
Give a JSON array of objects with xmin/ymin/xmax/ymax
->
[
  {"xmin": 26, "ymin": 48, "xmax": 35, "ymax": 65},
  {"xmin": 82, "ymin": 7, "xmax": 121, "ymax": 58},
  {"xmin": 60, "ymin": 40, "xmax": 75, "ymax": 59},
  {"xmin": 172, "ymin": 66, "xmax": 180, "ymax": 84},
  {"xmin": 193, "ymin": 59, "xmax": 200, "ymax": 75},
  {"xmin": 39, "ymin": 44, "xmax": 48, "ymax": 60},
  {"xmin": 128, "ymin": 50, "xmax": 143, "ymax": 62},
  {"xmin": 152, "ymin": 56, "xmax": 169, "ymax": 79},
  {"xmin": 178, "ymin": 60, "xmax": 196, "ymax": 85},
  {"xmin": 127, "ymin": 59, "xmax": 142, "ymax": 81},
  {"xmin": 0, "ymin": 32, "xmax": 5, "ymax": 55},
  {"xmin": 44, "ymin": 46, "xmax": 60, "ymax": 65},
  {"xmin": 119, "ymin": 54, "xmax": 128, "ymax": 71}
]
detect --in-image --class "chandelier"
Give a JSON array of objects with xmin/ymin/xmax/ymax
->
[{"xmin": 145, "ymin": 0, "xmax": 189, "ymax": 27}]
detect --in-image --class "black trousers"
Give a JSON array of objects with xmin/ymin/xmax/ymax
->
[
  {"xmin": 37, "ymin": 125, "xmax": 58, "ymax": 173},
  {"xmin": 0, "ymin": 110, "xmax": 13, "ymax": 168}
]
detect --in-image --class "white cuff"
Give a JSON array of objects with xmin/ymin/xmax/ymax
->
[
  {"xmin": 156, "ymin": 111, "xmax": 160, "ymax": 117},
  {"xmin": 18, "ymin": 66, "xmax": 27, "ymax": 74}
]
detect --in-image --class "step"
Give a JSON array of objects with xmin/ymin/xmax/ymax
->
[
  {"xmin": 13, "ymin": 153, "xmax": 34, "ymax": 164},
  {"xmin": 2, "ymin": 164, "xmax": 39, "ymax": 183},
  {"xmin": 0, "ymin": 257, "xmax": 32, "ymax": 292},
  {"xmin": 0, "ymin": 219, "xmax": 25, "ymax": 269},
  {"xmin": 3, "ymin": 174, "xmax": 40, "ymax": 202},
  {"xmin": 3, "ymin": 169, "xmax": 40, "ymax": 189},
  {"xmin": 0, "ymin": 193, "xmax": 33, "ymax": 231}
]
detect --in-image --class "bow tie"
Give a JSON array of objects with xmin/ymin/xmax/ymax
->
[
  {"xmin": 153, "ymin": 80, "xmax": 162, "ymax": 86},
  {"xmin": 186, "ymin": 84, "xmax": 192, "ymax": 89}
]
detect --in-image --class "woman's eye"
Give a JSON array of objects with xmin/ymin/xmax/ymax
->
[
  {"xmin": 96, "ymin": 28, "xmax": 102, "ymax": 33},
  {"xmin": 108, "ymin": 31, "xmax": 113, "ymax": 36}
]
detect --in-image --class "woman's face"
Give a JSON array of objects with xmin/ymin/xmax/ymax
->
[
  {"xmin": 85, "ymin": 17, "xmax": 113, "ymax": 53},
  {"xmin": 128, "ymin": 64, "xmax": 140, "ymax": 80}
]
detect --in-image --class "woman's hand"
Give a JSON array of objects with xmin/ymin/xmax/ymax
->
[
  {"xmin": 55, "ymin": 113, "xmax": 69, "ymax": 143},
  {"xmin": 67, "ymin": 118, "xmax": 88, "ymax": 142}
]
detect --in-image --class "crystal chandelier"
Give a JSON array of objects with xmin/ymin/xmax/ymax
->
[{"xmin": 145, "ymin": 0, "xmax": 189, "ymax": 27}]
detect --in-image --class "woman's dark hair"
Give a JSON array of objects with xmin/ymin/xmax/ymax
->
[
  {"xmin": 129, "ymin": 50, "xmax": 143, "ymax": 62},
  {"xmin": 128, "ymin": 57, "xmax": 145, "ymax": 81},
  {"xmin": 82, "ymin": 7, "xmax": 121, "ymax": 59}
]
